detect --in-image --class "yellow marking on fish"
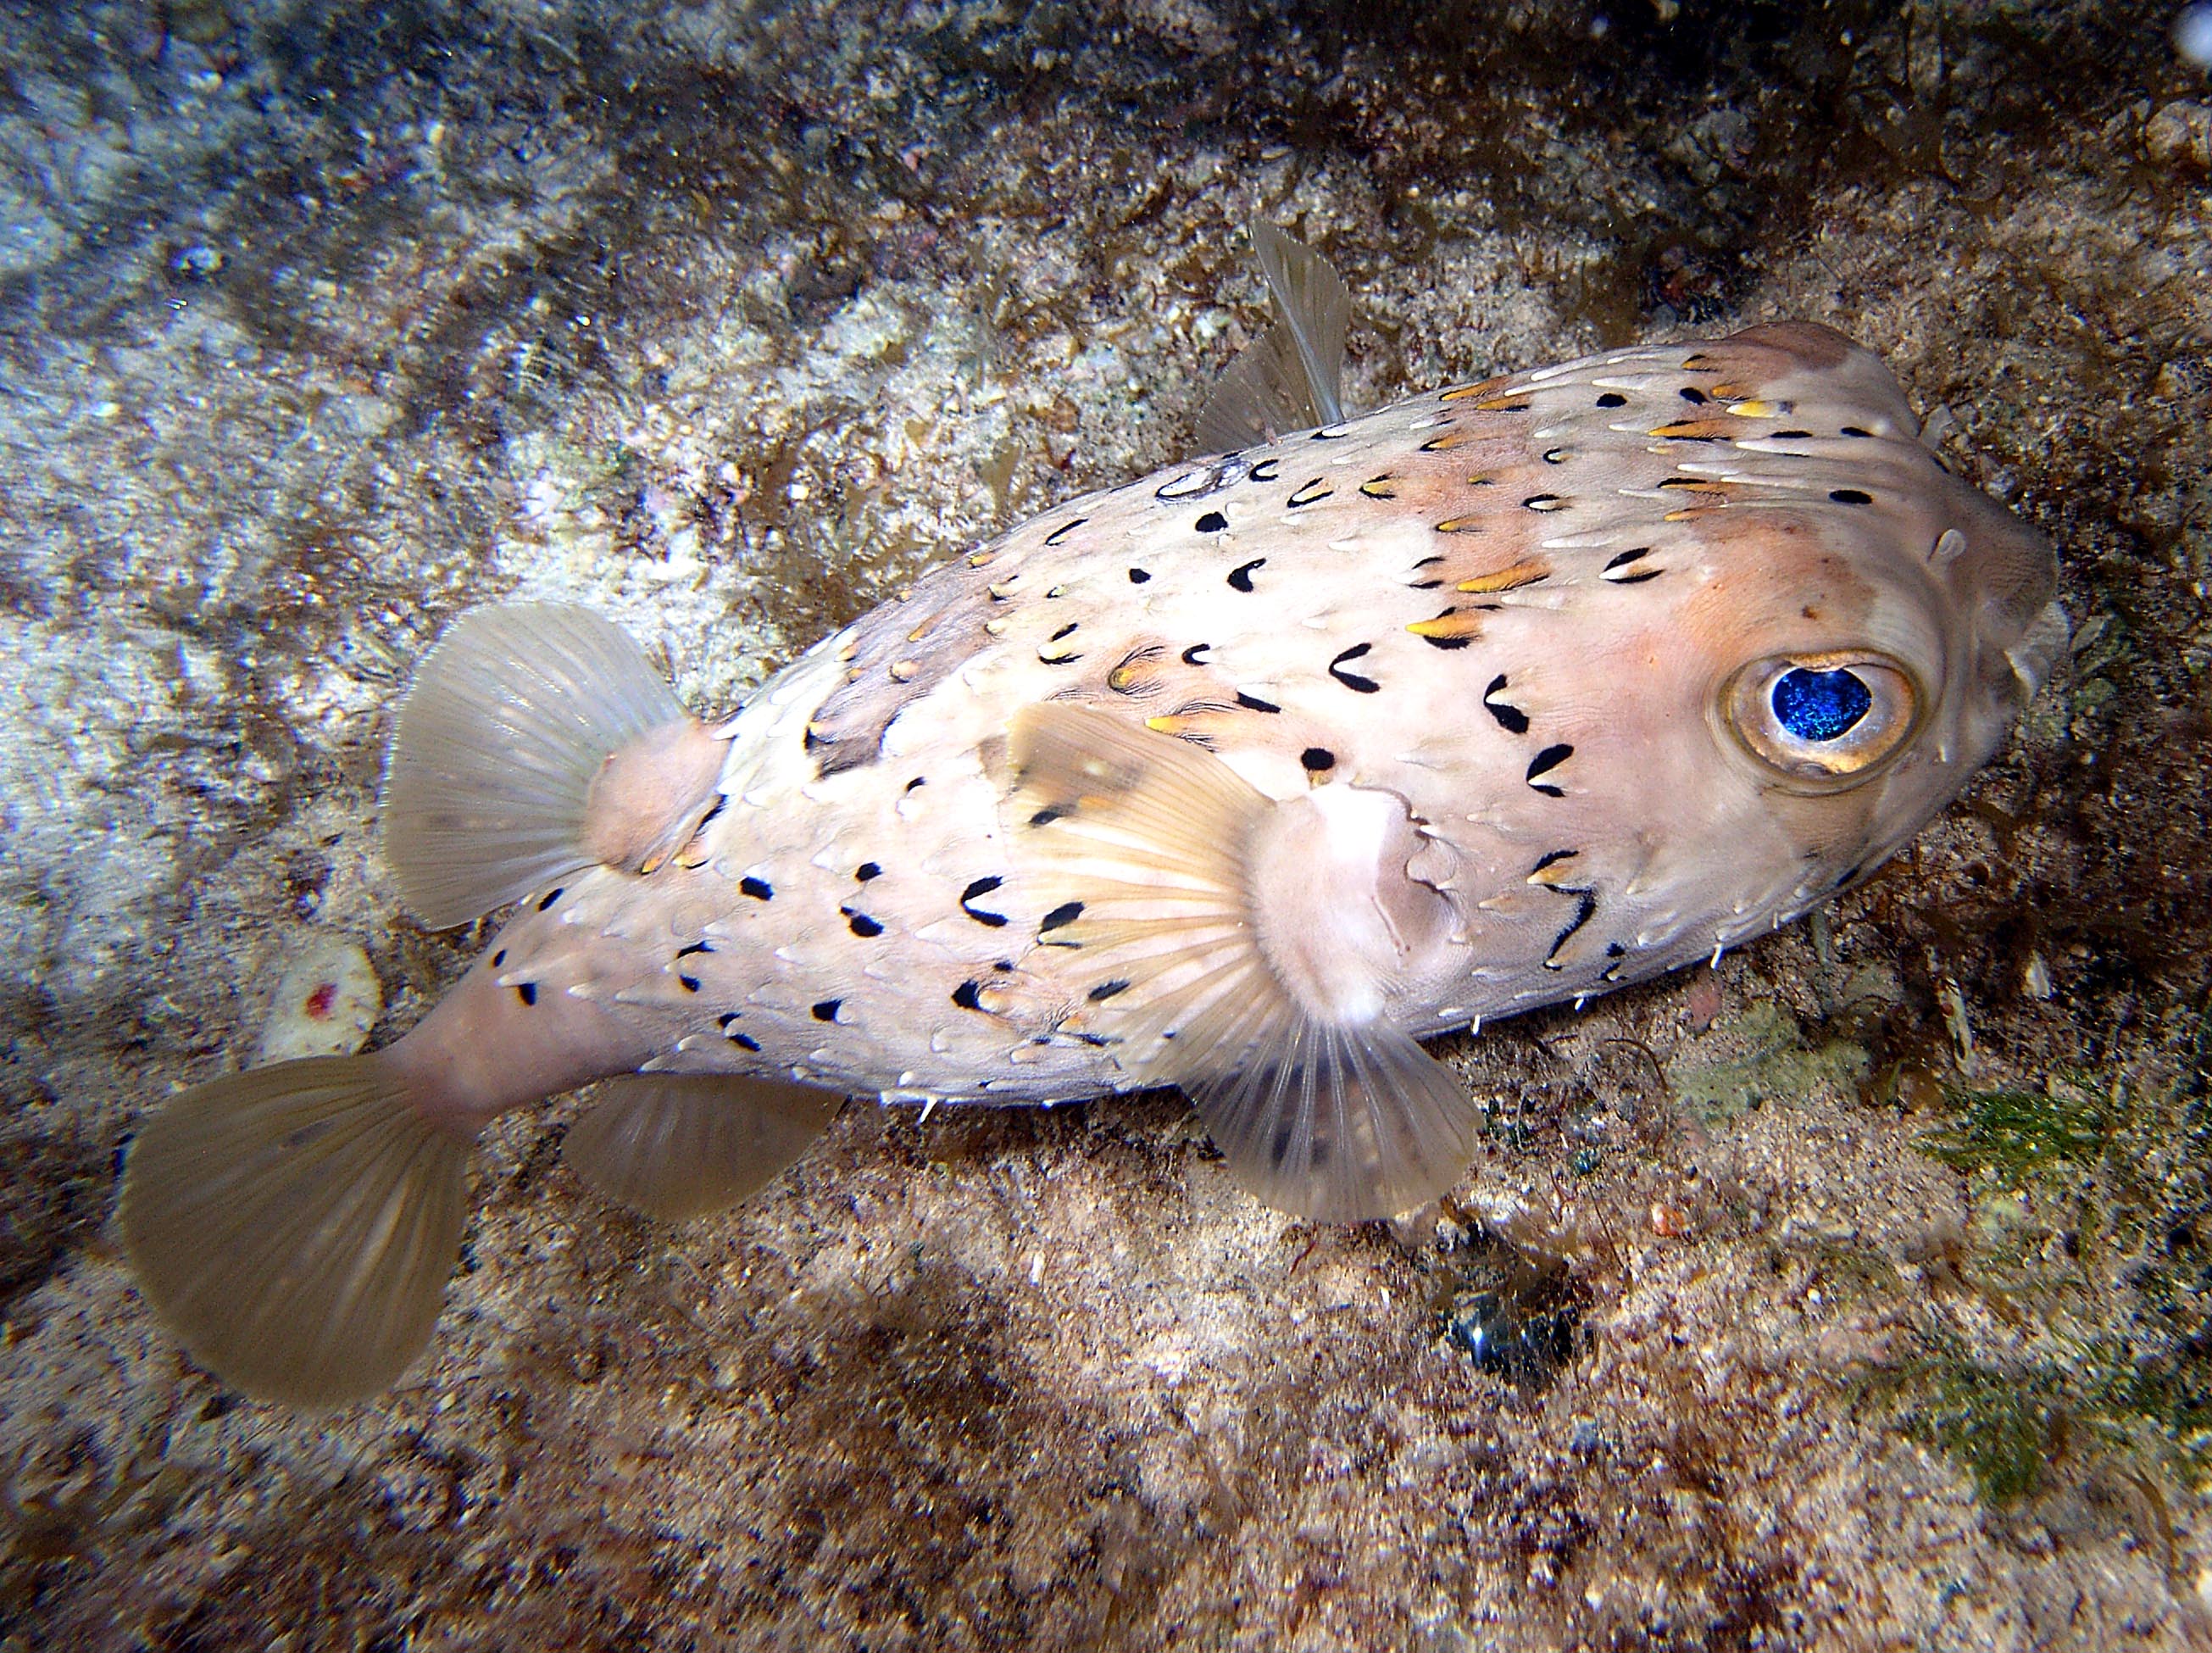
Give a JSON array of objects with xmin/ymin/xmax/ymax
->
[
  {"xmin": 1359, "ymin": 476, "xmax": 1397, "ymax": 499},
  {"xmin": 888, "ymin": 660, "xmax": 920, "ymax": 682},
  {"xmin": 1407, "ymin": 609, "xmax": 1486, "ymax": 641},
  {"xmin": 1648, "ymin": 419, "xmax": 1739, "ymax": 440},
  {"xmin": 1455, "ymin": 559, "xmax": 1550, "ymax": 594},
  {"xmin": 967, "ymin": 549, "xmax": 998, "ymax": 568},
  {"xmin": 1726, "ymin": 398, "xmax": 1787, "ymax": 417},
  {"xmin": 1440, "ymin": 375, "xmax": 1515, "ymax": 402}
]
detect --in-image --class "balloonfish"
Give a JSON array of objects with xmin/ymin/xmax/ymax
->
[{"xmin": 120, "ymin": 226, "xmax": 2065, "ymax": 1405}]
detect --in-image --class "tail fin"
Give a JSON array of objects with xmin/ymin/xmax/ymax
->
[
  {"xmin": 118, "ymin": 1055, "xmax": 470, "ymax": 1408},
  {"xmin": 381, "ymin": 604, "xmax": 726, "ymax": 929}
]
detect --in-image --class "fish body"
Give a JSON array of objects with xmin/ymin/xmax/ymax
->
[{"xmin": 119, "ymin": 242, "xmax": 2065, "ymax": 1405}]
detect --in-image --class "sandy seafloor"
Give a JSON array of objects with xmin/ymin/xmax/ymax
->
[{"xmin": 3, "ymin": 1, "xmax": 2212, "ymax": 1647}]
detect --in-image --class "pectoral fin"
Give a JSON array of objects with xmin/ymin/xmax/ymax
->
[
  {"xmin": 382, "ymin": 604, "xmax": 727, "ymax": 928},
  {"xmin": 1008, "ymin": 704, "xmax": 1477, "ymax": 1222},
  {"xmin": 564, "ymin": 1073, "xmax": 843, "ymax": 1222}
]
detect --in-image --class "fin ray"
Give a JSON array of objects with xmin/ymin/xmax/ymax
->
[
  {"xmin": 381, "ymin": 604, "xmax": 699, "ymax": 927},
  {"xmin": 1195, "ymin": 220, "xmax": 1352, "ymax": 454},
  {"xmin": 564, "ymin": 1073, "xmax": 843, "ymax": 1222},
  {"xmin": 119, "ymin": 1055, "xmax": 470, "ymax": 1407}
]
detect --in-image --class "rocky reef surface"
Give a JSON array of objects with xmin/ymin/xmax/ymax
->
[{"xmin": 4, "ymin": 2, "xmax": 2212, "ymax": 1647}]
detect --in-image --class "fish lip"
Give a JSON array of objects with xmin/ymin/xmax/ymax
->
[{"xmin": 2003, "ymin": 598, "xmax": 2071, "ymax": 704}]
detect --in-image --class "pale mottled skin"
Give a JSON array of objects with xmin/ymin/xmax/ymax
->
[{"xmin": 444, "ymin": 323, "xmax": 2059, "ymax": 1112}]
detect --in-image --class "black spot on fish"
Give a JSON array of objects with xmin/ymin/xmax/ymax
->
[
  {"xmin": 1041, "ymin": 900, "xmax": 1085, "ymax": 932},
  {"xmin": 1049, "ymin": 621, "xmax": 1079, "ymax": 641},
  {"xmin": 492, "ymin": 949, "xmax": 507, "ymax": 967},
  {"xmin": 1530, "ymin": 849, "xmax": 1579, "ymax": 875},
  {"xmin": 1329, "ymin": 644, "xmax": 1381, "ymax": 693},
  {"xmin": 1526, "ymin": 744, "xmax": 1573, "ymax": 795},
  {"xmin": 952, "ymin": 980, "xmax": 985, "ymax": 1011},
  {"xmin": 1309, "ymin": 426, "xmax": 1348, "ymax": 441},
  {"xmin": 1522, "ymin": 494, "xmax": 1565, "ymax": 511},
  {"xmin": 1301, "ymin": 747, "xmax": 1336, "ymax": 771},
  {"xmin": 537, "ymin": 888, "xmax": 564, "ymax": 911},
  {"xmin": 1605, "ymin": 941, "xmax": 1626, "ymax": 958},
  {"xmin": 1227, "ymin": 559, "xmax": 1265, "ymax": 592},
  {"xmin": 1542, "ymin": 891, "xmax": 1599, "ymax": 968},
  {"xmin": 516, "ymin": 983, "xmax": 537, "ymax": 1007},
  {"xmin": 1596, "ymin": 392, "xmax": 1626, "ymax": 409},
  {"xmin": 1181, "ymin": 642, "xmax": 1213, "ymax": 665},
  {"xmin": 1679, "ymin": 386, "xmax": 1708, "ymax": 404},
  {"xmin": 1840, "ymin": 426, "xmax": 1875, "ymax": 437},
  {"xmin": 812, "ymin": 999, "xmax": 841, "ymax": 1022},
  {"xmin": 1772, "ymin": 429, "xmax": 1814, "ymax": 439},
  {"xmin": 1828, "ymin": 488, "xmax": 1872, "ymax": 505},
  {"xmin": 844, "ymin": 909, "xmax": 884, "ymax": 938},
  {"xmin": 695, "ymin": 796, "xmax": 725, "ymax": 831},
  {"xmin": 1603, "ymin": 547, "xmax": 1664, "ymax": 585},
  {"xmin": 720, "ymin": 1016, "xmax": 761, "ymax": 1052},
  {"xmin": 856, "ymin": 862, "xmax": 881, "ymax": 882},
  {"xmin": 1542, "ymin": 448, "xmax": 1568, "ymax": 464},
  {"xmin": 1129, "ymin": 567, "xmax": 1152, "ymax": 584},
  {"xmin": 742, "ymin": 876, "xmax": 775, "ymax": 901},
  {"xmin": 1087, "ymin": 979, "xmax": 1131, "ymax": 1001},
  {"xmin": 1045, "ymin": 517, "xmax": 1087, "ymax": 545},
  {"xmin": 1196, "ymin": 511, "xmax": 1228, "ymax": 534},
  {"xmin": 961, "ymin": 877, "xmax": 1010, "ymax": 927},
  {"xmin": 678, "ymin": 974, "xmax": 701, "ymax": 993},
  {"xmin": 905, "ymin": 776, "xmax": 926, "ymax": 793},
  {"xmin": 1235, "ymin": 690, "xmax": 1281, "ymax": 713},
  {"xmin": 1249, "ymin": 458, "xmax": 1281, "ymax": 481},
  {"xmin": 1028, "ymin": 806, "xmax": 1065, "ymax": 826},
  {"xmin": 676, "ymin": 940, "xmax": 714, "ymax": 958},
  {"xmin": 1483, "ymin": 674, "xmax": 1529, "ymax": 735}
]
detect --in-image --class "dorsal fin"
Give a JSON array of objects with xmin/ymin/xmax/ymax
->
[
  {"xmin": 1195, "ymin": 220, "xmax": 1353, "ymax": 455},
  {"xmin": 1007, "ymin": 705, "xmax": 1478, "ymax": 1222}
]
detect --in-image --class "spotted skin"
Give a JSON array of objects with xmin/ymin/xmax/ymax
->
[{"xmin": 486, "ymin": 322, "xmax": 2058, "ymax": 1109}]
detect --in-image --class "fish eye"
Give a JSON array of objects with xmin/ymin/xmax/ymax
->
[{"xmin": 1721, "ymin": 651, "xmax": 1919, "ymax": 785}]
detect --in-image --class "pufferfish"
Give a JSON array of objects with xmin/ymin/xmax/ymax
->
[{"xmin": 119, "ymin": 225, "xmax": 2065, "ymax": 1406}]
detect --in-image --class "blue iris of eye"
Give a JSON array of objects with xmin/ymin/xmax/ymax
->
[{"xmin": 1771, "ymin": 667, "xmax": 1872, "ymax": 742}]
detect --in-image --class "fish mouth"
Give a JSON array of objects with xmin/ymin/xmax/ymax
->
[{"xmin": 2004, "ymin": 599, "xmax": 2071, "ymax": 704}]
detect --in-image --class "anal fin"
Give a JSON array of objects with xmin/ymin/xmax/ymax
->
[
  {"xmin": 564, "ymin": 1073, "xmax": 843, "ymax": 1222},
  {"xmin": 1009, "ymin": 705, "xmax": 1477, "ymax": 1223},
  {"xmin": 381, "ymin": 604, "xmax": 728, "ymax": 928}
]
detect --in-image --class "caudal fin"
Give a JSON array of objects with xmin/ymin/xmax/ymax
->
[
  {"xmin": 1007, "ymin": 704, "xmax": 1478, "ymax": 1224},
  {"xmin": 381, "ymin": 604, "xmax": 727, "ymax": 929},
  {"xmin": 119, "ymin": 1055, "xmax": 471, "ymax": 1407}
]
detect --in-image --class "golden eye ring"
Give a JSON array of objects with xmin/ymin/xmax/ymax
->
[{"xmin": 1719, "ymin": 649, "xmax": 1921, "ymax": 790}]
